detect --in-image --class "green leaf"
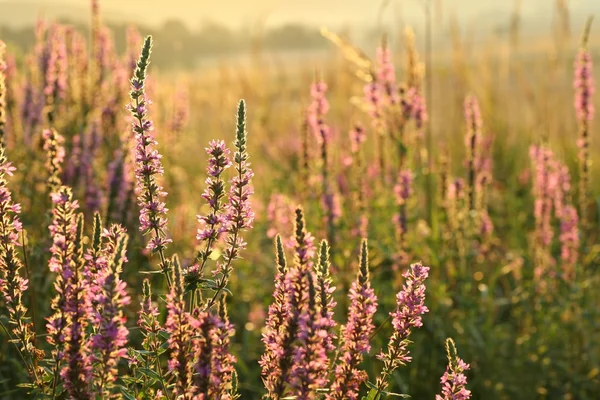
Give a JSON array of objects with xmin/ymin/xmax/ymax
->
[
  {"xmin": 137, "ymin": 367, "xmax": 162, "ymax": 382},
  {"xmin": 158, "ymin": 330, "xmax": 171, "ymax": 340},
  {"xmin": 119, "ymin": 387, "xmax": 137, "ymax": 400},
  {"xmin": 363, "ymin": 388, "xmax": 382, "ymax": 400}
]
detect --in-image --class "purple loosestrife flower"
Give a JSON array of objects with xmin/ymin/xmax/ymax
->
[
  {"xmin": 290, "ymin": 272, "xmax": 329, "ymax": 400},
  {"xmin": 530, "ymin": 145, "xmax": 555, "ymax": 271},
  {"xmin": 376, "ymin": 262, "xmax": 430, "ymax": 393},
  {"xmin": 464, "ymin": 95, "xmax": 482, "ymax": 211},
  {"xmin": 284, "ymin": 210, "xmax": 326, "ymax": 399},
  {"xmin": 62, "ymin": 133, "xmax": 82, "ymax": 187},
  {"xmin": 128, "ymin": 36, "xmax": 172, "ymax": 272},
  {"xmin": 46, "ymin": 186, "xmax": 79, "ymax": 362},
  {"xmin": 263, "ymin": 208, "xmax": 315, "ymax": 399},
  {"xmin": 42, "ymin": 128, "xmax": 66, "ymax": 191},
  {"xmin": 192, "ymin": 297, "xmax": 238, "ymax": 399},
  {"xmin": 314, "ymin": 240, "xmax": 337, "ymax": 353},
  {"xmin": 350, "ymin": 123, "xmax": 367, "ymax": 154},
  {"xmin": 61, "ymin": 215, "xmax": 92, "ymax": 400},
  {"xmin": 208, "ymin": 100, "xmax": 254, "ymax": 308},
  {"xmin": 574, "ymin": 48, "xmax": 595, "ymax": 122},
  {"xmin": 364, "ymin": 80, "xmax": 383, "ymax": 126},
  {"xmin": 393, "ymin": 168, "xmax": 413, "ymax": 244},
  {"xmin": 191, "ymin": 310, "xmax": 212, "ymax": 397},
  {"xmin": 95, "ymin": 27, "xmax": 115, "ymax": 88},
  {"xmin": 165, "ymin": 255, "xmax": 193, "ymax": 396},
  {"xmin": 106, "ymin": 148, "xmax": 133, "ymax": 224},
  {"xmin": 137, "ymin": 278, "xmax": 161, "ymax": 361},
  {"xmin": 82, "ymin": 119, "xmax": 103, "ymax": 213},
  {"xmin": 574, "ymin": 43, "xmax": 595, "ymax": 226},
  {"xmin": 328, "ymin": 240, "xmax": 378, "ymax": 400},
  {"xmin": 0, "ymin": 145, "xmax": 43, "ymax": 384},
  {"xmin": 42, "ymin": 25, "xmax": 67, "ymax": 123},
  {"xmin": 308, "ymin": 81, "xmax": 337, "ymax": 242},
  {"xmin": 376, "ymin": 45, "xmax": 398, "ymax": 105},
  {"xmin": 308, "ymin": 81, "xmax": 330, "ymax": 137},
  {"xmin": 436, "ymin": 338, "xmax": 471, "ymax": 400},
  {"xmin": 0, "ymin": 41, "xmax": 6, "ymax": 143},
  {"xmin": 171, "ymin": 82, "xmax": 190, "ymax": 134},
  {"xmin": 260, "ymin": 235, "xmax": 293, "ymax": 394},
  {"xmin": 195, "ymin": 140, "xmax": 232, "ymax": 271},
  {"xmin": 89, "ymin": 226, "xmax": 130, "ymax": 395},
  {"xmin": 559, "ymin": 205, "xmax": 579, "ymax": 280},
  {"xmin": 348, "ymin": 124, "xmax": 369, "ymax": 239},
  {"xmin": 410, "ymin": 90, "xmax": 428, "ymax": 131}
]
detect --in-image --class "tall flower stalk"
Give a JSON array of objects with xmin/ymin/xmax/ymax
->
[
  {"xmin": 42, "ymin": 128, "xmax": 65, "ymax": 192},
  {"xmin": 0, "ymin": 144, "xmax": 43, "ymax": 386},
  {"xmin": 573, "ymin": 18, "xmax": 595, "ymax": 229},
  {"xmin": 128, "ymin": 36, "xmax": 172, "ymax": 284},
  {"xmin": 89, "ymin": 226, "xmax": 130, "ymax": 396},
  {"xmin": 261, "ymin": 208, "xmax": 315, "ymax": 399},
  {"xmin": 206, "ymin": 100, "xmax": 254, "ymax": 309},
  {"xmin": 436, "ymin": 338, "xmax": 471, "ymax": 400},
  {"xmin": 165, "ymin": 255, "xmax": 193, "ymax": 397},
  {"xmin": 464, "ymin": 95, "xmax": 482, "ymax": 212},
  {"xmin": 328, "ymin": 240, "xmax": 378, "ymax": 400},
  {"xmin": 0, "ymin": 41, "xmax": 7, "ymax": 144},
  {"xmin": 375, "ymin": 262, "xmax": 430, "ymax": 393},
  {"xmin": 46, "ymin": 186, "xmax": 80, "ymax": 396},
  {"xmin": 260, "ymin": 235, "xmax": 291, "ymax": 395}
]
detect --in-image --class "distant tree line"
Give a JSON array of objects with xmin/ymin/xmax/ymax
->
[{"xmin": 0, "ymin": 18, "xmax": 329, "ymax": 69}]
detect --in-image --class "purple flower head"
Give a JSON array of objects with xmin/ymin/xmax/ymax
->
[
  {"xmin": 349, "ymin": 123, "xmax": 366, "ymax": 154},
  {"xmin": 436, "ymin": 338, "xmax": 471, "ymax": 400},
  {"xmin": 128, "ymin": 36, "xmax": 172, "ymax": 257},
  {"xmin": 260, "ymin": 235, "xmax": 293, "ymax": 395},
  {"xmin": 376, "ymin": 45, "xmax": 399, "ymax": 104},
  {"xmin": 0, "ymin": 41, "xmax": 6, "ymax": 142},
  {"xmin": 394, "ymin": 169, "xmax": 413, "ymax": 206},
  {"xmin": 574, "ymin": 48, "xmax": 595, "ymax": 123},
  {"xmin": 165, "ymin": 255, "xmax": 193, "ymax": 395},
  {"xmin": 88, "ymin": 226, "xmax": 130, "ymax": 395},
  {"xmin": 376, "ymin": 262, "xmax": 430, "ymax": 392},
  {"xmin": 42, "ymin": 128, "xmax": 66, "ymax": 190},
  {"xmin": 314, "ymin": 240, "xmax": 337, "ymax": 352},
  {"xmin": 171, "ymin": 82, "xmax": 190, "ymax": 133},
  {"xmin": 559, "ymin": 205, "xmax": 579, "ymax": 280},
  {"xmin": 308, "ymin": 80, "xmax": 331, "ymax": 145},
  {"xmin": 0, "ymin": 145, "xmax": 42, "ymax": 383},
  {"xmin": 209, "ymin": 100, "xmax": 254, "ymax": 302},
  {"xmin": 328, "ymin": 240, "xmax": 378, "ymax": 400}
]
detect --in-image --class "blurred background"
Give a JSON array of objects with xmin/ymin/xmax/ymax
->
[{"xmin": 0, "ymin": 0, "xmax": 598, "ymax": 70}]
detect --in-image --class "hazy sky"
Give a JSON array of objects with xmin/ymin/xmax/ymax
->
[{"xmin": 1, "ymin": 0, "xmax": 598, "ymax": 29}]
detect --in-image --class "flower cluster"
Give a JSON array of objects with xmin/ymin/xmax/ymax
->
[
  {"xmin": 88, "ymin": 226, "xmax": 130, "ymax": 395},
  {"xmin": 128, "ymin": 35, "xmax": 172, "ymax": 254},
  {"xmin": 0, "ymin": 144, "xmax": 42, "ymax": 384},
  {"xmin": 0, "ymin": 41, "xmax": 6, "ymax": 142},
  {"xmin": 574, "ymin": 48, "xmax": 595, "ymax": 123},
  {"xmin": 436, "ymin": 338, "xmax": 472, "ymax": 400},
  {"xmin": 42, "ymin": 128, "xmax": 66, "ymax": 191},
  {"xmin": 530, "ymin": 145, "xmax": 580, "ymax": 284},
  {"xmin": 209, "ymin": 100, "xmax": 254, "ymax": 306},
  {"xmin": 328, "ymin": 240, "xmax": 378, "ymax": 400},
  {"xmin": 376, "ymin": 262, "xmax": 430, "ymax": 392}
]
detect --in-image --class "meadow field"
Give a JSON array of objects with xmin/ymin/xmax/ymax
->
[{"xmin": 0, "ymin": 0, "xmax": 599, "ymax": 399}]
